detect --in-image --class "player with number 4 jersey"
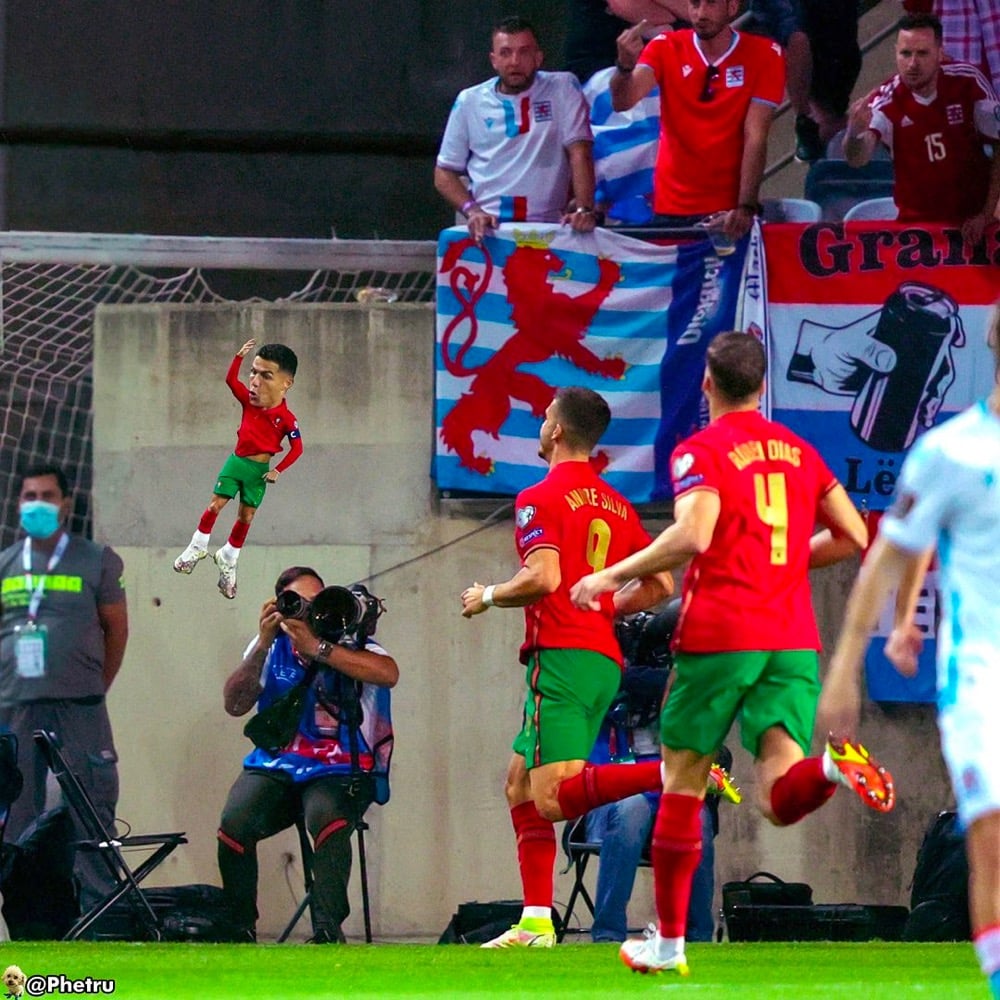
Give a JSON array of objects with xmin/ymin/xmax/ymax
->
[{"xmin": 570, "ymin": 333, "xmax": 895, "ymax": 977}]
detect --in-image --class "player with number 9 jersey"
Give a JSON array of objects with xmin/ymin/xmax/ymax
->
[
  {"xmin": 514, "ymin": 460, "xmax": 652, "ymax": 665},
  {"xmin": 669, "ymin": 409, "xmax": 839, "ymax": 653}
]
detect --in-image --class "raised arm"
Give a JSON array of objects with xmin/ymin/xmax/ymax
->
[
  {"xmin": 610, "ymin": 22, "xmax": 657, "ymax": 112},
  {"xmin": 223, "ymin": 597, "xmax": 282, "ymax": 716},
  {"xmin": 608, "ymin": 0, "xmax": 687, "ymax": 29},
  {"xmin": 842, "ymin": 95, "xmax": 880, "ymax": 168},
  {"xmin": 278, "ymin": 619, "xmax": 400, "ymax": 688}
]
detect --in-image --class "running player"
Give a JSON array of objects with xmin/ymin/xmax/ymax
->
[
  {"xmin": 820, "ymin": 303, "xmax": 1000, "ymax": 1000},
  {"xmin": 571, "ymin": 331, "xmax": 895, "ymax": 975}
]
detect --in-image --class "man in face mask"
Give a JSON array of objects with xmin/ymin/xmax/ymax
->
[{"xmin": 0, "ymin": 465, "xmax": 129, "ymax": 917}]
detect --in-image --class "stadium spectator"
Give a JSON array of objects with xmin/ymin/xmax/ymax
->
[
  {"xmin": 218, "ymin": 566, "xmax": 397, "ymax": 944},
  {"xmin": 819, "ymin": 302, "xmax": 1000, "ymax": 1000},
  {"xmin": 435, "ymin": 16, "xmax": 598, "ymax": 244},
  {"xmin": 611, "ymin": 0, "xmax": 786, "ymax": 241},
  {"xmin": 0, "ymin": 464, "xmax": 128, "ymax": 915},
  {"xmin": 460, "ymin": 386, "xmax": 673, "ymax": 949},
  {"xmin": 844, "ymin": 13, "xmax": 1000, "ymax": 241},
  {"xmin": 570, "ymin": 331, "xmax": 894, "ymax": 976},
  {"xmin": 937, "ymin": 0, "xmax": 1000, "ymax": 93},
  {"xmin": 743, "ymin": 0, "xmax": 861, "ymax": 162}
]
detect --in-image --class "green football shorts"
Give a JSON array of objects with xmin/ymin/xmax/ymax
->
[
  {"xmin": 512, "ymin": 648, "xmax": 621, "ymax": 770},
  {"xmin": 213, "ymin": 453, "xmax": 270, "ymax": 508},
  {"xmin": 660, "ymin": 649, "xmax": 820, "ymax": 759}
]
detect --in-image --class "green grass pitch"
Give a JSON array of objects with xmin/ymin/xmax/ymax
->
[{"xmin": 0, "ymin": 940, "xmax": 985, "ymax": 998}]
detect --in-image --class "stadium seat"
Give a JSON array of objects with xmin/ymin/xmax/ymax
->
[
  {"xmin": 276, "ymin": 806, "xmax": 375, "ymax": 944},
  {"xmin": 558, "ymin": 813, "xmax": 651, "ymax": 941},
  {"xmin": 842, "ymin": 197, "xmax": 898, "ymax": 222},
  {"xmin": 33, "ymin": 729, "xmax": 187, "ymax": 941},
  {"xmin": 804, "ymin": 159, "xmax": 895, "ymax": 222},
  {"xmin": 761, "ymin": 198, "xmax": 823, "ymax": 223}
]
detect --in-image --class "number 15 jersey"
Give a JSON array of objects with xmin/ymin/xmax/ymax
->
[
  {"xmin": 669, "ymin": 410, "xmax": 839, "ymax": 653},
  {"xmin": 514, "ymin": 460, "xmax": 651, "ymax": 665}
]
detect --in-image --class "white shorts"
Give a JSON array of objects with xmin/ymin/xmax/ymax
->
[{"xmin": 939, "ymin": 700, "xmax": 1000, "ymax": 827}]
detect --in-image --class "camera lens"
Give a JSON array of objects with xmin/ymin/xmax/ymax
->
[{"xmin": 275, "ymin": 590, "xmax": 307, "ymax": 619}]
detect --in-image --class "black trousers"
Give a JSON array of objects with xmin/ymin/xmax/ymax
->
[{"xmin": 217, "ymin": 770, "xmax": 372, "ymax": 937}]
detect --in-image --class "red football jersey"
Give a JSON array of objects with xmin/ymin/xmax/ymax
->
[
  {"xmin": 226, "ymin": 354, "xmax": 303, "ymax": 473},
  {"xmin": 669, "ymin": 410, "xmax": 838, "ymax": 652},
  {"xmin": 638, "ymin": 29, "xmax": 786, "ymax": 215},
  {"xmin": 514, "ymin": 461, "xmax": 651, "ymax": 664},
  {"xmin": 869, "ymin": 63, "xmax": 998, "ymax": 223}
]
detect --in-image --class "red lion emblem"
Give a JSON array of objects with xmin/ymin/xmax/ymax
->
[{"xmin": 439, "ymin": 235, "xmax": 624, "ymax": 475}]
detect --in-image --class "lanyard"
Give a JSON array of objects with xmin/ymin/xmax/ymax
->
[{"xmin": 22, "ymin": 532, "xmax": 69, "ymax": 622}]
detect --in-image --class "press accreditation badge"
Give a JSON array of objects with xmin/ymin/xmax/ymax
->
[{"xmin": 14, "ymin": 622, "xmax": 47, "ymax": 679}]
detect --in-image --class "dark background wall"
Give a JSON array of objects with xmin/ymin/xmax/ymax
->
[{"xmin": 1, "ymin": 0, "xmax": 569, "ymax": 239}]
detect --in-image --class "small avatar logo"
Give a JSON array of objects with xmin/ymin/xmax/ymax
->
[
  {"xmin": 672, "ymin": 453, "xmax": 695, "ymax": 479},
  {"xmin": 516, "ymin": 505, "xmax": 536, "ymax": 529},
  {"xmin": 2, "ymin": 965, "xmax": 25, "ymax": 999}
]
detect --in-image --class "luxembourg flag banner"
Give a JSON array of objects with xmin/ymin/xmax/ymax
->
[
  {"xmin": 763, "ymin": 220, "xmax": 1000, "ymax": 703},
  {"xmin": 433, "ymin": 222, "xmax": 756, "ymax": 503}
]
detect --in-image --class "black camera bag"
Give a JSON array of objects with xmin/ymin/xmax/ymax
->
[{"xmin": 243, "ymin": 660, "xmax": 320, "ymax": 752}]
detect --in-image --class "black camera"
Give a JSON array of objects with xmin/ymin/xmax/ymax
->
[
  {"xmin": 305, "ymin": 584, "xmax": 386, "ymax": 644},
  {"xmin": 614, "ymin": 598, "xmax": 681, "ymax": 669},
  {"xmin": 275, "ymin": 589, "xmax": 311, "ymax": 620}
]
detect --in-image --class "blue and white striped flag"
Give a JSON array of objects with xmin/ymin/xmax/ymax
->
[{"xmin": 434, "ymin": 223, "xmax": 751, "ymax": 502}]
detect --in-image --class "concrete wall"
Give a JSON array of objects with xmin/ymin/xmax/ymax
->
[{"xmin": 92, "ymin": 301, "xmax": 948, "ymax": 940}]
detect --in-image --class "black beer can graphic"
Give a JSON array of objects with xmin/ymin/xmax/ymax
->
[{"xmin": 850, "ymin": 283, "xmax": 962, "ymax": 452}]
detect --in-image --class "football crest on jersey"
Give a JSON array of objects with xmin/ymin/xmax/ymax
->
[
  {"xmin": 945, "ymin": 104, "xmax": 964, "ymax": 125},
  {"xmin": 725, "ymin": 66, "xmax": 745, "ymax": 88},
  {"xmin": 516, "ymin": 505, "xmax": 536, "ymax": 529},
  {"xmin": 533, "ymin": 101, "xmax": 553, "ymax": 122},
  {"xmin": 673, "ymin": 454, "xmax": 694, "ymax": 479}
]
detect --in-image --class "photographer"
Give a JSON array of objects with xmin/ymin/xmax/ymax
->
[{"xmin": 217, "ymin": 566, "xmax": 397, "ymax": 944}]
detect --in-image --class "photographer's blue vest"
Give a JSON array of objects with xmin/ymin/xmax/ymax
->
[{"xmin": 243, "ymin": 633, "xmax": 393, "ymax": 804}]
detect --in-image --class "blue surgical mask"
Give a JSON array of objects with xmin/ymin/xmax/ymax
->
[{"xmin": 19, "ymin": 500, "xmax": 62, "ymax": 540}]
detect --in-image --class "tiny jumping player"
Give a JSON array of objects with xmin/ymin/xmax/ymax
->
[{"xmin": 174, "ymin": 339, "xmax": 302, "ymax": 599}]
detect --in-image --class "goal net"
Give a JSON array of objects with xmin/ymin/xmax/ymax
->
[{"xmin": 0, "ymin": 232, "xmax": 436, "ymax": 550}]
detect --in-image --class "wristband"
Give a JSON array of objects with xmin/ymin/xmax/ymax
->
[
  {"xmin": 615, "ymin": 61, "xmax": 635, "ymax": 74},
  {"xmin": 461, "ymin": 198, "xmax": 478, "ymax": 217},
  {"xmin": 481, "ymin": 584, "xmax": 496, "ymax": 608},
  {"xmin": 737, "ymin": 202, "xmax": 761, "ymax": 216},
  {"xmin": 575, "ymin": 207, "xmax": 594, "ymax": 215}
]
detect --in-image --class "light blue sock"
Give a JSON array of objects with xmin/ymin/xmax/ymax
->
[{"xmin": 989, "ymin": 968, "xmax": 1000, "ymax": 999}]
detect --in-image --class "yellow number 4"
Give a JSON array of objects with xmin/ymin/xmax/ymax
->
[{"xmin": 754, "ymin": 473, "xmax": 788, "ymax": 566}]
